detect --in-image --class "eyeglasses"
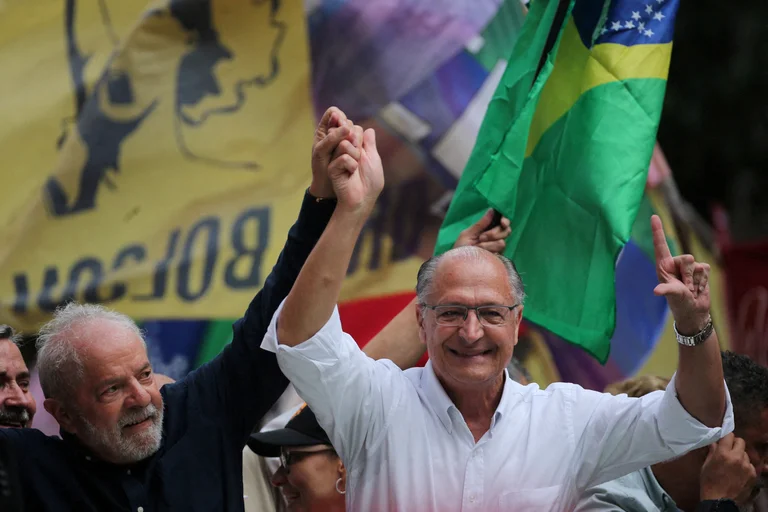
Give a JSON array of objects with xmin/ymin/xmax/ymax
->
[
  {"xmin": 421, "ymin": 304, "xmax": 520, "ymax": 327},
  {"xmin": 279, "ymin": 447, "xmax": 336, "ymax": 473}
]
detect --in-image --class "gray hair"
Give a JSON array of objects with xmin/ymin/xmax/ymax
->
[
  {"xmin": 0, "ymin": 325, "xmax": 22, "ymax": 345},
  {"xmin": 36, "ymin": 302, "xmax": 145, "ymax": 400},
  {"xmin": 416, "ymin": 246, "xmax": 526, "ymax": 305}
]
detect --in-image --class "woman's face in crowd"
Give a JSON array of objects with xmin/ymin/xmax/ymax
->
[{"xmin": 271, "ymin": 445, "xmax": 346, "ymax": 512}]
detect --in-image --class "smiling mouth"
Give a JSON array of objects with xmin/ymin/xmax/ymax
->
[
  {"xmin": 122, "ymin": 417, "xmax": 152, "ymax": 430},
  {"xmin": 448, "ymin": 348, "xmax": 493, "ymax": 358},
  {"xmin": 282, "ymin": 491, "xmax": 300, "ymax": 503}
]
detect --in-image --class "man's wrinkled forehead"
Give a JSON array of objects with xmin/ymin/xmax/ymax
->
[
  {"xmin": 0, "ymin": 339, "xmax": 29, "ymax": 377},
  {"xmin": 433, "ymin": 254, "xmax": 512, "ymax": 296}
]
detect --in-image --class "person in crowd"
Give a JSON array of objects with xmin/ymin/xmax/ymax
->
[
  {"xmin": 248, "ymin": 404, "xmax": 344, "ymax": 512},
  {"xmin": 362, "ymin": 208, "xmax": 511, "ymax": 368},
  {"xmin": 241, "ymin": 208, "xmax": 515, "ymax": 511},
  {"xmin": 0, "ymin": 107, "xmax": 360, "ymax": 511},
  {"xmin": 262, "ymin": 107, "xmax": 733, "ymax": 511},
  {"xmin": 604, "ymin": 374, "xmax": 670, "ymax": 397},
  {"xmin": 0, "ymin": 325, "xmax": 36, "ymax": 429},
  {"xmin": 578, "ymin": 351, "xmax": 768, "ymax": 512}
]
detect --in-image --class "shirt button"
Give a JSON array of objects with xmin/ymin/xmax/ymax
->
[
  {"xmin": 127, "ymin": 470, "xmax": 132, "ymax": 475},
  {"xmin": 137, "ymin": 507, "xmax": 144, "ymax": 512},
  {"xmin": 85, "ymin": 456, "xmax": 92, "ymax": 461},
  {"xmin": 469, "ymin": 495, "xmax": 476, "ymax": 503}
]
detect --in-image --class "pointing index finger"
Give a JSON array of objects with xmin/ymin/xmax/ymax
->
[{"xmin": 651, "ymin": 215, "xmax": 672, "ymax": 262}]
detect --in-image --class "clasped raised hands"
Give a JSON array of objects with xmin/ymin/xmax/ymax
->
[{"xmin": 310, "ymin": 106, "xmax": 384, "ymax": 215}]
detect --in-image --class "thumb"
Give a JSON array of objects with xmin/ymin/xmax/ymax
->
[
  {"xmin": 466, "ymin": 209, "xmax": 495, "ymax": 236},
  {"xmin": 705, "ymin": 442, "xmax": 716, "ymax": 462},
  {"xmin": 362, "ymin": 128, "xmax": 377, "ymax": 153},
  {"xmin": 654, "ymin": 282, "xmax": 683, "ymax": 297}
]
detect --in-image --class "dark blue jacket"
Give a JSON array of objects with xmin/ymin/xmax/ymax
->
[{"xmin": 1, "ymin": 192, "xmax": 335, "ymax": 511}]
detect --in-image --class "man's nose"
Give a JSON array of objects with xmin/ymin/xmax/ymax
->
[
  {"xmin": 459, "ymin": 310, "xmax": 484, "ymax": 343},
  {"xmin": 271, "ymin": 465, "xmax": 288, "ymax": 487},
  {"xmin": 4, "ymin": 382, "xmax": 33, "ymax": 410},
  {"xmin": 125, "ymin": 379, "xmax": 152, "ymax": 408}
]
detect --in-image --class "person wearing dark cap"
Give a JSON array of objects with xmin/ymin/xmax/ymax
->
[{"xmin": 249, "ymin": 404, "xmax": 346, "ymax": 512}]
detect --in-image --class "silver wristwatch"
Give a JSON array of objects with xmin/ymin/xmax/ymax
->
[{"xmin": 674, "ymin": 317, "xmax": 714, "ymax": 347}]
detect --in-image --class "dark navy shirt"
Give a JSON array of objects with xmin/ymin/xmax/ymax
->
[{"xmin": 1, "ymin": 192, "xmax": 336, "ymax": 511}]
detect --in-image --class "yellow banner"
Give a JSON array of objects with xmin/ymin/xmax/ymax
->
[{"xmin": 0, "ymin": 0, "xmax": 421, "ymax": 331}]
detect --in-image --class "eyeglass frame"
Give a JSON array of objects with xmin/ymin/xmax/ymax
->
[
  {"xmin": 420, "ymin": 303, "xmax": 521, "ymax": 327},
  {"xmin": 279, "ymin": 446, "xmax": 336, "ymax": 473}
]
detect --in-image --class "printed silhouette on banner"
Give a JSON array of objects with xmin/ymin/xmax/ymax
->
[{"xmin": 45, "ymin": 0, "xmax": 286, "ymax": 217}]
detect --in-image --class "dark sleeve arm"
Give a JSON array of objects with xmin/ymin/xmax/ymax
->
[{"xmin": 170, "ymin": 192, "xmax": 336, "ymax": 444}]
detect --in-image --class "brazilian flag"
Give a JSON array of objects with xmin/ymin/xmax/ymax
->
[{"xmin": 436, "ymin": 0, "xmax": 680, "ymax": 361}]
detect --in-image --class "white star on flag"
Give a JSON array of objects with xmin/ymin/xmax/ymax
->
[
  {"xmin": 654, "ymin": 12, "xmax": 665, "ymax": 21},
  {"xmin": 644, "ymin": 29, "xmax": 654, "ymax": 37},
  {"xmin": 631, "ymin": 11, "xmax": 641, "ymax": 20},
  {"xmin": 625, "ymin": 20, "xmax": 635, "ymax": 29},
  {"xmin": 656, "ymin": 0, "xmax": 664, "ymax": 3},
  {"xmin": 611, "ymin": 21, "xmax": 622, "ymax": 31},
  {"xmin": 601, "ymin": 26, "xmax": 608, "ymax": 35},
  {"xmin": 645, "ymin": 4, "xmax": 654, "ymax": 14},
  {"xmin": 637, "ymin": 21, "xmax": 646, "ymax": 32}
]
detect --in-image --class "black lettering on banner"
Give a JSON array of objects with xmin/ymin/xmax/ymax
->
[
  {"xmin": 61, "ymin": 258, "xmax": 105, "ymax": 304},
  {"xmin": 224, "ymin": 207, "xmax": 270, "ymax": 289},
  {"xmin": 12, "ymin": 274, "xmax": 29, "ymax": 315},
  {"xmin": 348, "ymin": 189, "xmax": 389, "ymax": 275},
  {"xmin": 134, "ymin": 229, "xmax": 181, "ymax": 301},
  {"xmin": 37, "ymin": 267, "xmax": 62, "ymax": 313},
  {"xmin": 347, "ymin": 177, "xmax": 430, "ymax": 275},
  {"xmin": 177, "ymin": 217, "xmax": 219, "ymax": 302},
  {"xmin": 107, "ymin": 244, "xmax": 147, "ymax": 302},
  {"xmin": 391, "ymin": 179, "xmax": 428, "ymax": 262}
]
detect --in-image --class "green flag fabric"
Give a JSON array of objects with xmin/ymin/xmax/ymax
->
[
  {"xmin": 436, "ymin": 0, "xmax": 679, "ymax": 361},
  {"xmin": 195, "ymin": 319, "xmax": 236, "ymax": 368}
]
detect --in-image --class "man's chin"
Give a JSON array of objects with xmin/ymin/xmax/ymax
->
[
  {"xmin": 446, "ymin": 366, "xmax": 504, "ymax": 387},
  {"xmin": 0, "ymin": 421, "xmax": 29, "ymax": 429}
]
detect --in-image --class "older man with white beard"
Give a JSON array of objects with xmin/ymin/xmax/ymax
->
[{"xmin": 0, "ymin": 107, "xmax": 360, "ymax": 511}]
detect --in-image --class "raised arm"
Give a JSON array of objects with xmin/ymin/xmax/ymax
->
[
  {"xmin": 277, "ymin": 128, "xmax": 384, "ymax": 346},
  {"xmin": 363, "ymin": 209, "xmax": 511, "ymax": 368},
  {"xmin": 652, "ymin": 215, "xmax": 725, "ymax": 427},
  {"xmin": 173, "ymin": 108, "xmax": 359, "ymax": 441}
]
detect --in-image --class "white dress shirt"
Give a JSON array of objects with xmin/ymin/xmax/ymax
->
[{"xmin": 261, "ymin": 303, "xmax": 734, "ymax": 512}]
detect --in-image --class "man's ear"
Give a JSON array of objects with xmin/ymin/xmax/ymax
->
[
  {"xmin": 44, "ymin": 398, "xmax": 77, "ymax": 434},
  {"xmin": 512, "ymin": 305, "xmax": 524, "ymax": 347},
  {"xmin": 416, "ymin": 303, "xmax": 427, "ymax": 345}
]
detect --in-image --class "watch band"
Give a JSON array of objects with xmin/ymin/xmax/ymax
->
[{"xmin": 674, "ymin": 316, "xmax": 714, "ymax": 347}]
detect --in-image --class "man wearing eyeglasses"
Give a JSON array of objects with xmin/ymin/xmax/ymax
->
[
  {"xmin": 248, "ymin": 404, "xmax": 346, "ymax": 512},
  {"xmin": 261, "ymin": 115, "xmax": 733, "ymax": 511}
]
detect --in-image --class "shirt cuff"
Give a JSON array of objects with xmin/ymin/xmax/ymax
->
[
  {"xmin": 657, "ymin": 373, "xmax": 734, "ymax": 450},
  {"xmin": 260, "ymin": 298, "xmax": 344, "ymax": 354}
]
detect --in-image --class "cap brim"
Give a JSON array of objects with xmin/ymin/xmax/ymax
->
[{"xmin": 247, "ymin": 428, "xmax": 327, "ymax": 458}]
